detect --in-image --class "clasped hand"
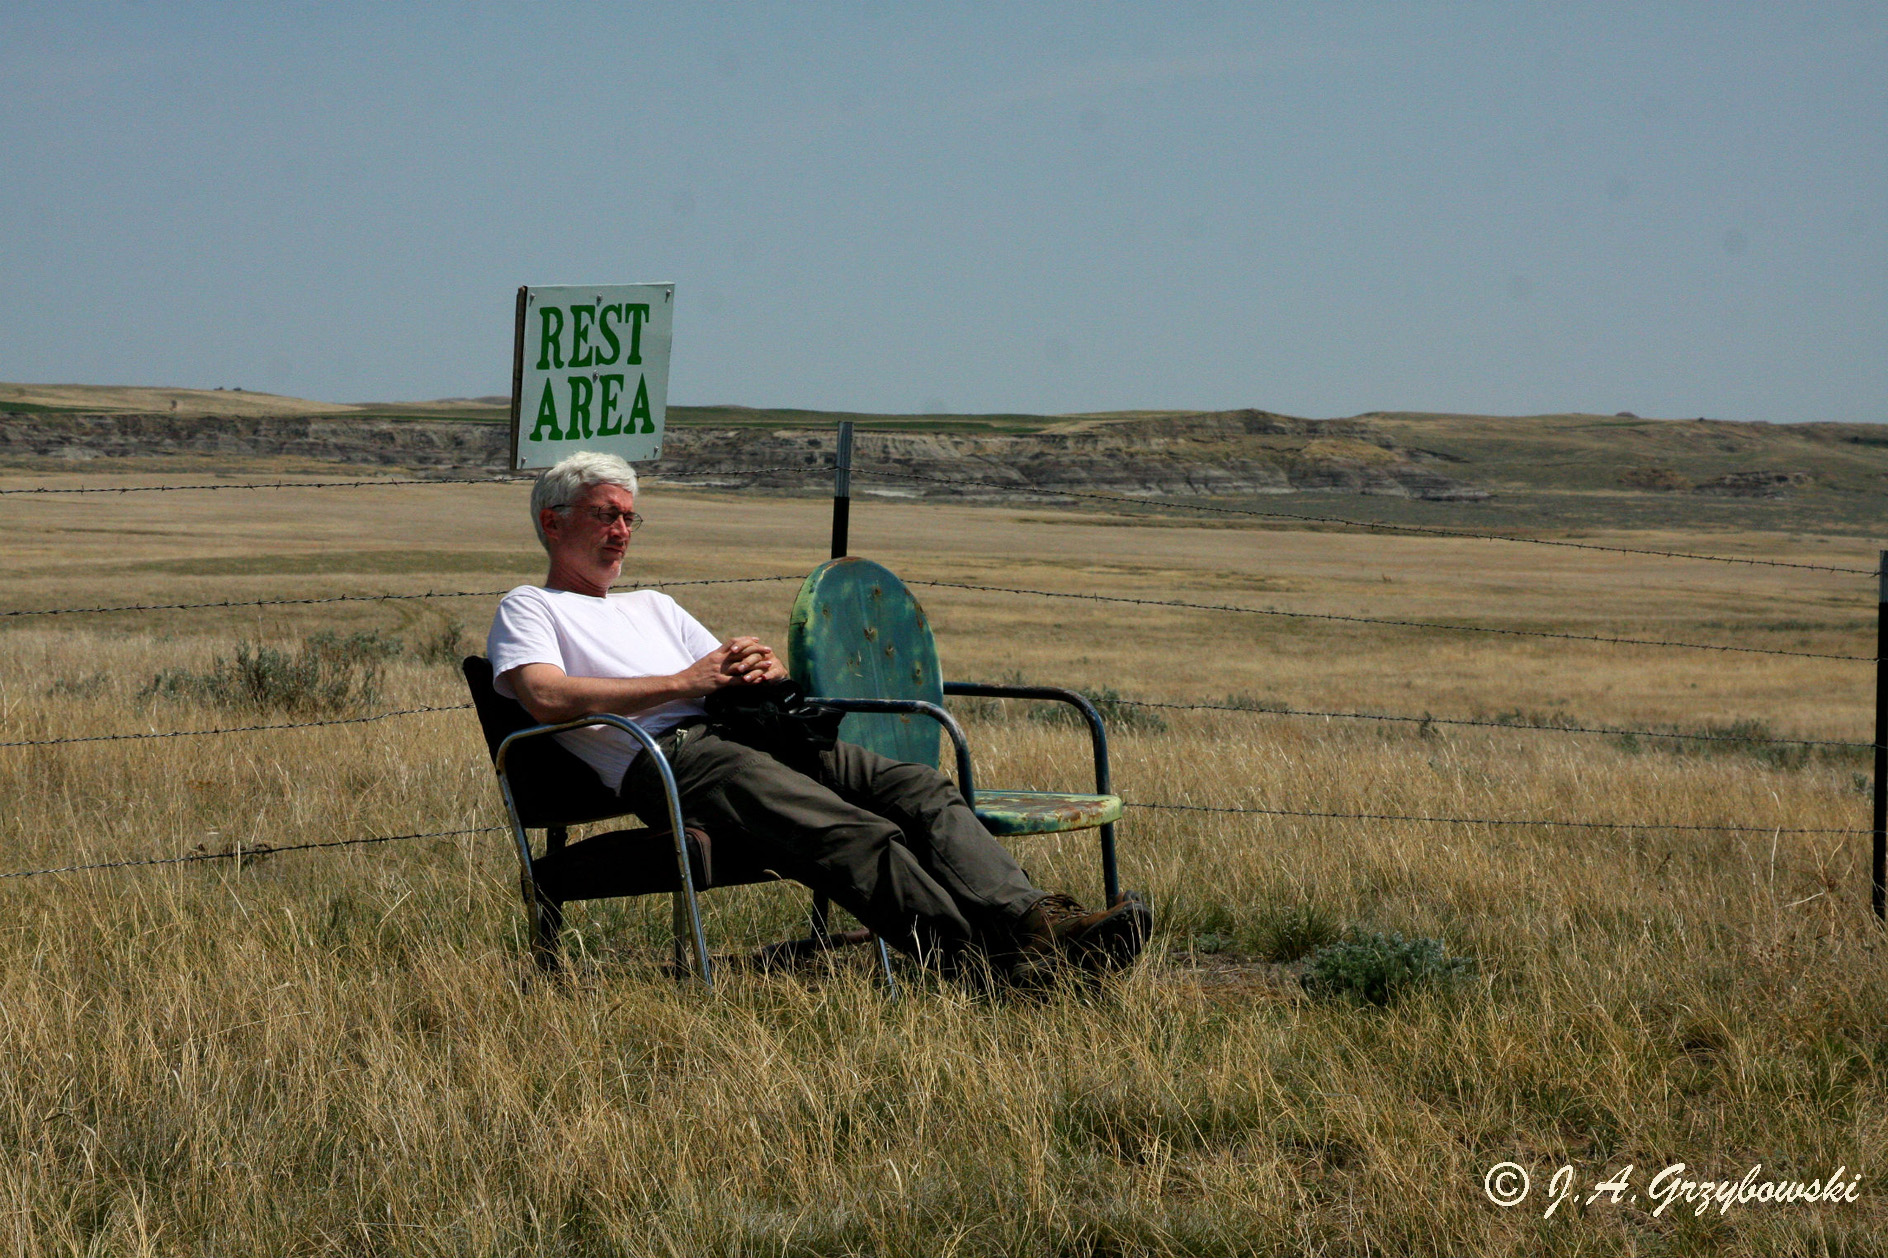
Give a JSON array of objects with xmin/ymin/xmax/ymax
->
[{"xmin": 682, "ymin": 636, "xmax": 786, "ymax": 694}]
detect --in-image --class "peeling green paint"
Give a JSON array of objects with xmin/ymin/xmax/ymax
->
[
  {"xmin": 971, "ymin": 790, "xmax": 1123, "ymax": 837},
  {"xmin": 789, "ymin": 558, "xmax": 1124, "ymax": 838}
]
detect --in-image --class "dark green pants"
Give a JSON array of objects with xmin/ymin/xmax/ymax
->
[{"xmin": 621, "ymin": 722, "xmax": 1042, "ymax": 962}]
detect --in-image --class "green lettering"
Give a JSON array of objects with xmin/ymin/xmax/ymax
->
[
  {"xmin": 596, "ymin": 304, "xmax": 622, "ymax": 365},
  {"xmin": 528, "ymin": 380, "xmax": 561, "ymax": 441},
  {"xmin": 597, "ymin": 375, "xmax": 625, "ymax": 435},
  {"xmin": 622, "ymin": 303, "xmax": 650, "ymax": 364},
  {"xmin": 630, "ymin": 374, "xmax": 654, "ymax": 433},
  {"xmin": 535, "ymin": 307, "xmax": 565, "ymax": 370},
  {"xmin": 567, "ymin": 376, "xmax": 595, "ymax": 439},
  {"xmin": 568, "ymin": 304, "xmax": 596, "ymax": 368}
]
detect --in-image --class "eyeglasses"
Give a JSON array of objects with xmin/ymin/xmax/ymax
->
[{"xmin": 558, "ymin": 505, "xmax": 643, "ymax": 529}]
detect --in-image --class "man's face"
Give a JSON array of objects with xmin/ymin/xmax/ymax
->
[{"xmin": 543, "ymin": 482, "xmax": 636, "ymax": 585}]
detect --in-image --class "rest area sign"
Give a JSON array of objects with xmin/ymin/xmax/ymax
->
[{"xmin": 509, "ymin": 283, "xmax": 674, "ymax": 470}]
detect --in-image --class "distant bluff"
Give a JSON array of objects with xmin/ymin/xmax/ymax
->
[{"xmin": 0, "ymin": 408, "xmax": 1490, "ymax": 502}]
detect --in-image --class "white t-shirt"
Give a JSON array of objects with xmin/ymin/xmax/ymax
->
[{"xmin": 486, "ymin": 585, "xmax": 722, "ymax": 791}]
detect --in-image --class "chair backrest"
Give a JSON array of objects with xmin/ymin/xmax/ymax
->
[
  {"xmin": 786, "ymin": 557, "xmax": 944, "ymax": 769},
  {"xmin": 461, "ymin": 656, "xmax": 629, "ymax": 828}
]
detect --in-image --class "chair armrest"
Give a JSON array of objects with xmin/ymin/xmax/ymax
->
[
  {"xmin": 495, "ymin": 712, "xmax": 658, "ymax": 775},
  {"xmin": 495, "ymin": 712, "xmax": 689, "ymax": 844},
  {"xmin": 942, "ymin": 682, "xmax": 1112, "ymax": 797},
  {"xmin": 811, "ymin": 698, "xmax": 977, "ymax": 801},
  {"xmin": 493, "ymin": 713, "xmax": 711, "ymax": 980}
]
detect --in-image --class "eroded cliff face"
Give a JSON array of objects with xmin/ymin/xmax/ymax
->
[
  {"xmin": 0, "ymin": 413, "xmax": 506, "ymax": 468},
  {"xmin": 0, "ymin": 410, "xmax": 1491, "ymax": 501}
]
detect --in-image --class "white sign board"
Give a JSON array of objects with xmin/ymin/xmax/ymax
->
[{"xmin": 509, "ymin": 283, "xmax": 673, "ymax": 470}]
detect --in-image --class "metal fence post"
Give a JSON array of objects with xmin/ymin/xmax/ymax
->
[
  {"xmin": 831, "ymin": 420, "xmax": 854, "ymax": 559},
  {"xmin": 1875, "ymin": 550, "xmax": 1886, "ymax": 920},
  {"xmin": 812, "ymin": 419, "xmax": 857, "ymax": 952}
]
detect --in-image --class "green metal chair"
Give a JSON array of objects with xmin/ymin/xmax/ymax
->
[
  {"xmin": 787, "ymin": 557, "xmax": 1126, "ymax": 926},
  {"xmin": 463, "ymin": 656, "xmax": 896, "ymax": 991}
]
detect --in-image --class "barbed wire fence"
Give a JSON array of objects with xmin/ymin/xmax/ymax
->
[{"xmin": 1, "ymin": 451, "xmax": 1881, "ymax": 913}]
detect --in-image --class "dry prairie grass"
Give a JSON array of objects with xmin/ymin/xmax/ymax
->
[{"xmin": 1, "ymin": 473, "xmax": 1883, "ymax": 1255}]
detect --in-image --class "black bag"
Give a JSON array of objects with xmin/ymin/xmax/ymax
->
[{"xmin": 702, "ymin": 678, "xmax": 845, "ymax": 768}]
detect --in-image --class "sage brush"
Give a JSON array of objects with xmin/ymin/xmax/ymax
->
[
  {"xmin": 139, "ymin": 631, "xmax": 398, "ymax": 715},
  {"xmin": 1302, "ymin": 930, "xmax": 1473, "ymax": 1006}
]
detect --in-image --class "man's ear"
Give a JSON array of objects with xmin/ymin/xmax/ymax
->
[{"xmin": 539, "ymin": 507, "xmax": 564, "ymax": 542}]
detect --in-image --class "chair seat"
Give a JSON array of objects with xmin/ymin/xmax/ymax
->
[
  {"xmin": 530, "ymin": 826, "xmax": 790, "ymax": 902},
  {"xmin": 971, "ymin": 790, "xmax": 1123, "ymax": 837}
]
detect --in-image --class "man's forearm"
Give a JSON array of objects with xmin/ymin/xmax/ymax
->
[{"xmin": 509, "ymin": 667, "xmax": 697, "ymax": 725}]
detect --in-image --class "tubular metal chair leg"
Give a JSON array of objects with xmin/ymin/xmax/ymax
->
[
  {"xmin": 532, "ymin": 895, "xmax": 564, "ymax": 974},
  {"xmin": 670, "ymin": 886, "xmax": 718, "ymax": 984},
  {"xmin": 1099, "ymin": 820, "xmax": 1120, "ymax": 905},
  {"xmin": 487, "ymin": 697, "xmax": 718, "ymax": 987},
  {"xmin": 875, "ymin": 938, "xmax": 898, "ymax": 998},
  {"xmin": 814, "ymin": 892, "xmax": 896, "ymax": 995},
  {"xmin": 491, "ymin": 715, "xmax": 911, "ymax": 994}
]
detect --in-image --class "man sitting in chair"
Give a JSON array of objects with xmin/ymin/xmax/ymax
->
[{"xmin": 487, "ymin": 450, "xmax": 1149, "ymax": 984}]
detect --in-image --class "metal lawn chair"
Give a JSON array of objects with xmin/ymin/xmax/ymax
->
[
  {"xmin": 463, "ymin": 656, "xmax": 896, "ymax": 989},
  {"xmin": 786, "ymin": 557, "xmax": 1127, "ymax": 942}
]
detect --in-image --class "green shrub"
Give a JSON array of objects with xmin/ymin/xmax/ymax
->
[
  {"xmin": 1218, "ymin": 692, "xmax": 1292, "ymax": 713},
  {"xmin": 947, "ymin": 677, "xmax": 1167, "ymax": 733},
  {"xmin": 1190, "ymin": 931, "xmax": 1235, "ymax": 955},
  {"xmin": 1252, "ymin": 901, "xmax": 1341, "ymax": 962},
  {"xmin": 944, "ymin": 671, "xmax": 1026, "ymax": 723},
  {"xmin": 1487, "ymin": 707, "xmax": 1582, "ymax": 729},
  {"xmin": 139, "ymin": 631, "xmax": 396, "ymax": 715},
  {"xmin": 411, "ymin": 617, "xmax": 468, "ymax": 667},
  {"xmin": 1671, "ymin": 717, "xmax": 1816, "ymax": 770},
  {"xmin": 45, "ymin": 673, "xmax": 111, "ymax": 699},
  {"xmin": 1608, "ymin": 716, "xmax": 1856, "ymax": 771},
  {"xmin": 1028, "ymin": 685, "xmax": 1168, "ymax": 734},
  {"xmin": 1301, "ymin": 930, "xmax": 1473, "ymax": 1006},
  {"xmin": 307, "ymin": 629, "xmax": 405, "ymax": 666}
]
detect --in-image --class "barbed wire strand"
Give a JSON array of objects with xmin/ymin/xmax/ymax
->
[
  {"xmin": 8, "ymin": 575, "xmax": 1866, "ymax": 662},
  {"xmin": 648, "ymin": 466, "xmax": 830, "ymax": 481},
  {"xmin": 7, "ymin": 573, "xmax": 1867, "ymax": 663},
  {"xmin": 5, "ymin": 573, "xmax": 1866, "ymax": 663},
  {"xmin": 851, "ymin": 467, "xmax": 1881, "ymax": 576},
  {"xmin": 0, "ymin": 467, "xmax": 814, "ymax": 496},
  {"xmin": 0, "ymin": 464, "xmax": 1869, "ymax": 879},
  {"xmin": 1112, "ymin": 697, "xmax": 1873, "ymax": 750},
  {"xmin": 1132, "ymin": 801, "xmax": 1865, "ymax": 835},
  {"xmin": 1, "ymin": 575, "xmax": 805, "ymax": 619},
  {"xmin": 3, "ymin": 799, "xmax": 1861, "ymax": 883},
  {"xmin": 0, "ymin": 477, "xmax": 523, "ymax": 495},
  {"xmin": 0, "ymin": 826, "xmax": 505, "ymax": 882},
  {"xmin": 6, "ymin": 458, "xmax": 1871, "ymax": 576},
  {"xmin": 0, "ymin": 704, "xmax": 472, "ymax": 749},
  {"xmin": 911, "ymin": 579, "xmax": 1872, "ymax": 662},
  {"xmin": 4, "ymin": 690, "xmax": 1869, "ymax": 754}
]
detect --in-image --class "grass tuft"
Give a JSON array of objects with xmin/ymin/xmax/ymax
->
[
  {"xmin": 1301, "ymin": 930, "xmax": 1474, "ymax": 1005},
  {"xmin": 411, "ymin": 616, "xmax": 468, "ymax": 667},
  {"xmin": 1251, "ymin": 900, "xmax": 1342, "ymax": 962}
]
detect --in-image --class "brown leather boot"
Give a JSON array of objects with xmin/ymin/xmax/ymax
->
[{"xmin": 1011, "ymin": 891, "xmax": 1152, "ymax": 984}]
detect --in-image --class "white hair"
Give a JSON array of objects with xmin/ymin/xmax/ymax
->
[{"xmin": 530, "ymin": 451, "xmax": 639, "ymax": 551}]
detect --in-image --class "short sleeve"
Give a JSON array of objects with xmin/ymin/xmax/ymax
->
[
  {"xmin": 660, "ymin": 593, "xmax": 723, "ymax": 659},
  {"xmin": 487, "ymin": 588, "xmax": 563, "ymax": 698}
]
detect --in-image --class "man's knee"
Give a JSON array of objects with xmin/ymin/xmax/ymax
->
[
  {"xmin": 875, "ymin": 759, "xmax": 964, "ymax": 814},
  {"xmin": 824, "ymin": 741, "xmax": 965, "ymax": 810}
]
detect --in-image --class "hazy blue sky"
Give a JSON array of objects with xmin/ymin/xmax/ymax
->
[{"xmin": 2, "ymin": 3, "xmax": 1882, "ymax": 421}]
